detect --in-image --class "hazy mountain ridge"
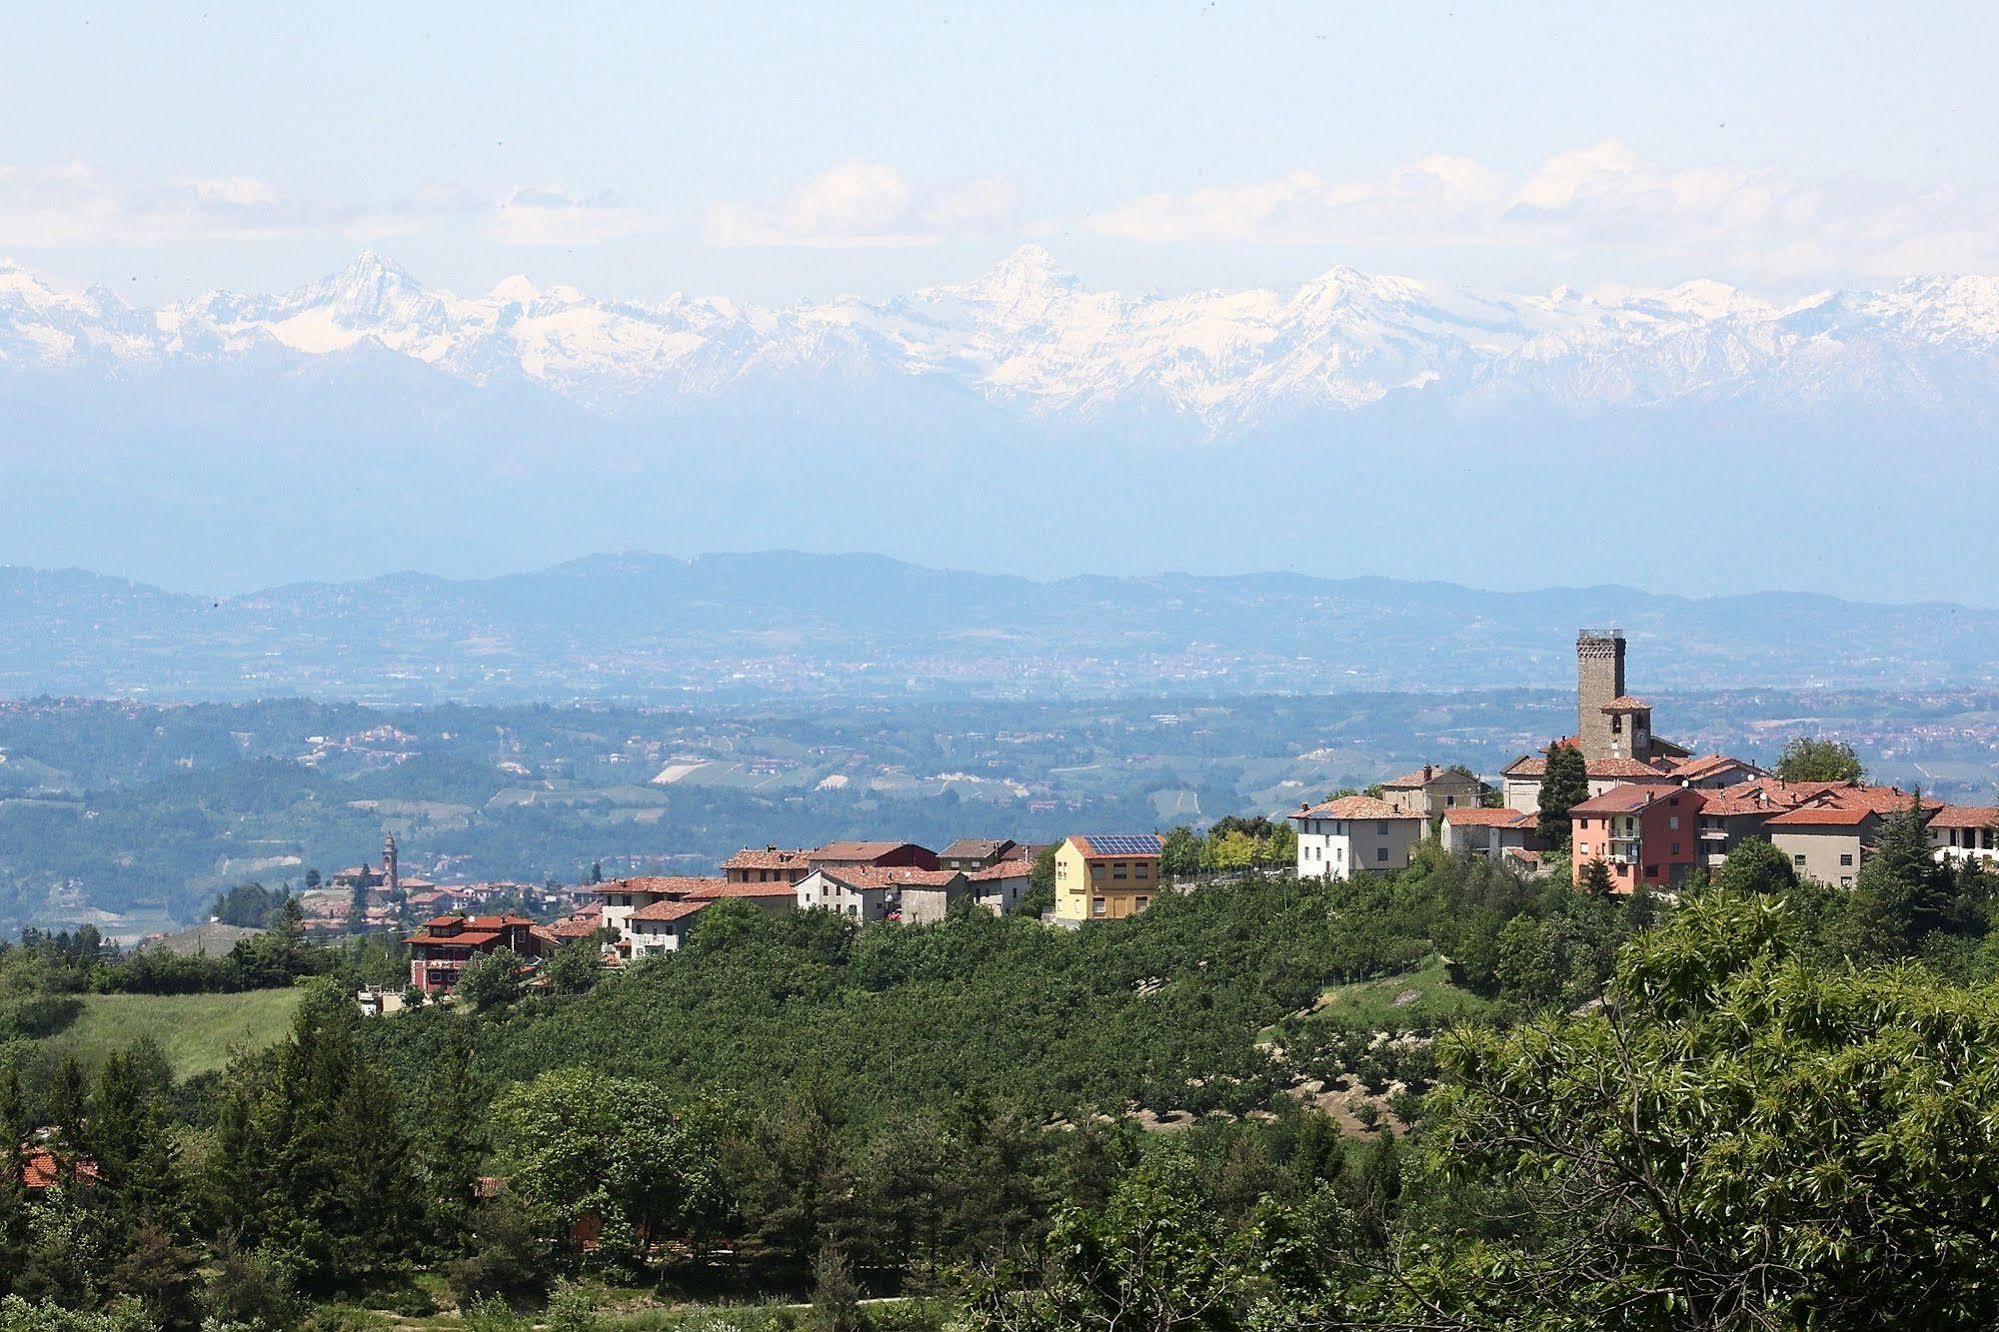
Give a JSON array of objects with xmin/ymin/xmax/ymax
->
[
  {"xmin": 8, "ymin": 250, "xmax": 1999, "ymax": 430},
  {"xmin": 2, "ymin": 552, "xmax": 1995, "ymax": 705}
]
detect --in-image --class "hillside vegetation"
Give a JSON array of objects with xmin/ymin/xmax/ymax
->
[{"xmin": 45, "ymin": 988, "xmax": 302, "ymax": 1077}]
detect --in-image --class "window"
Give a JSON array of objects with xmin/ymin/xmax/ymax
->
[
  {"xmin": 1669, "ymin": 816, "xmax": 1679, "ymax": 830},
  {"xmin": 1091, "ymin": 897, "xmax": 1106, "ymax": 916},
  {"xmin": 1840, "ymin": 876, "xmax": 1854, "ymax": 888},
  {"xmin": 1671, "ymin": 843, "xmax": 1680, "ymax": 856},
  {"xmin": 1112, "ymin": 863, "xmax": 1127, "ymax": 880},
  {"xmin": 1840, "ymin": 853, "xmax": 1854, "ymax": 866},
  {"xmin": 1376, "ymin": 821, "xmax": 1390, "ymax": 834},
  {"xmin": 1134, "ymin": 897, "xmax": 1149, "ymax": 910},
  {"xmin": 1645, "ymin": 864, "xmax": 1659, "ymax": 878},
  {"xmin": 1578, "ymin": 842, "xmax": 1591, "ymax": 855},
  {"xmin": 1794, "ymin": 853, "xmax": 1807, "ymax": 867},
  {"xmin": 1135, "ymin": 864, "xmax": 1150, "ymax": 879},
  {"xmin": 1376, "ymin": 847, "xmax": 1389, "ymax": 862}
]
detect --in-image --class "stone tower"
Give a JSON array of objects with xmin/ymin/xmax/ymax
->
[
  {"xmin": 1575, "ymin": 630, "xmax": 1626, "ymax": 761},
  {"xmin": 382, "ymin": 831, "xmax": 399, "ymax": 895}
]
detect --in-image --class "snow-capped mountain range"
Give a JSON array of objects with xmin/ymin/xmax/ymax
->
[{"xmin": 7, "ymin": 247, "xmax": 1999, "ymax": 431}]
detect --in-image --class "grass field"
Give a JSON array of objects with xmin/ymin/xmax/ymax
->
[
  {"xmin": 48, "ymin": 987, "xmax": 302, "ymax": 1077},
  {"xmin": 1290, "ymin": 956, "xmax": 1498, "ymax": 1032}
]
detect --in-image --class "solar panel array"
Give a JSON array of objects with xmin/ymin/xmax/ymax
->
[{"xmin": 1086, "ymin": 834, "xmax": 1161, "ymax": 856}]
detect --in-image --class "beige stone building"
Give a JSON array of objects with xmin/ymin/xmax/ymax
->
[
  {"xmin": 1289, "ymin": 796, "xmax": 1426, "ymax": 881},
  {"xmin": 1379, "ymin": 765, "xmax": 1490, "ymax": 816}
]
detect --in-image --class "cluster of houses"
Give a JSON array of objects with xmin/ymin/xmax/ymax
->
[
  {"xmin": 405, "ymin": 833, "xmax": 1174, "ymax": 996},
  {"xmin": 399, "ymin": 629, "xmax": 1999, "ymax": 999},
  {"xmin": 1289, "ymin": 630, "xmax": 1999, "ymax": 893}
]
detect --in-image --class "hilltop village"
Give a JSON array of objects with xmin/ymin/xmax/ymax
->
[{"xmin": 369, "ymin": 631, "xmax": 1999, "ymax": 1000}]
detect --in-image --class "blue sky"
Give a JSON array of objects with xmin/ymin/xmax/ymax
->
[{"xmin": 7, "ymin": 1, "xmax": 1998, "ymax": 304}]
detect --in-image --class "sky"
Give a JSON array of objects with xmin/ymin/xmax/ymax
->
[{"xmin": 6, "ymin": 1, "xmax": 1999, "ymax": 306}]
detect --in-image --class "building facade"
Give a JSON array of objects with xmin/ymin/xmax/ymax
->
[
  {"xmin": 1379, "ymin": 766, "xmax": 1489, "ymax": 817},
  {"xmin": 1569, "ymin": 785, "xmax": 1706, "ymax": 894},
  {"xmin": 1051, "ymin": 834, "xmax": 1166, "ymax": 922},
  {"xmin": 1289, "ymin": 797, "xmax": 1426, "ymax": 881},
  {"xmin": 404, "ymin": 914, "xmax": 545, "ymax": 996}
]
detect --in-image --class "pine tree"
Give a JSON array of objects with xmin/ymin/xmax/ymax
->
[
  {"xmin": 1538, "ymin": 742, "xmax": 1590, "ymax": 847},
  {"xmin": 1580, "ymin": 857, "xmax": 1615, "ymax": 898}
]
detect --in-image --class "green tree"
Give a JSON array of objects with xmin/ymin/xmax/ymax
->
[
  {"xmin": 1536, "ymin": 742, "xmax": 1589, "ymax": 848},
  {"xmin": 1578, "ymin": 857, "xmax": 1614, "ymax": 898},
  {"xmin": 1774, "ymin": 735, "xmax": 1865, "ymax": 784},
  {"xmin": 1159, "ymin": 827, "xmax": 1204, "ymax": 879},
  {"xmin": 542, "ymin": 941, "xmax": 602, "ymax": 997},
  {"xmin": 488, "ymin": 1067, "xmax": 722, "ymax": 1270},
  {"xmin": 1419, "ymin": 889, "xmax": 1999, "ymax": 1330},
  {"xmin": 455, "ymin": 948, "xmax": 527, "ymax": 1012},
  {"xmin": 1713, "ymin": 836, "xmax": 1800, "ymax": 896}
]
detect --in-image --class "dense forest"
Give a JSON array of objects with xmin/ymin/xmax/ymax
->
[{"xmin": 4, "ymin": 806, "xmax": 1999, "ymax": 1330}]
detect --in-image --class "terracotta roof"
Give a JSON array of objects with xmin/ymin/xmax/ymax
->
[
  {"xmin": 721, "ymin": 847, "xmax": 810, "ymax": 870},
  {"xmin": 815, "ymin": 865, "xmax": 964, "ymax": 891},
  {"xmin": 1671, "ymin": 754, "xmax": 1762, "ymax": 781},
  {"xmin": 1765, "ymin": 804, "xmax": 1877, "ymax": 828},
  {"xmin": 1502, "ymin": 753, "xmax": 1671, "ymax": 780},
  {"xmin": 1600, "ymin": 696, "xmax": 1651, "ymax": 712},
  {"xmin": 940, "ymin": 837, "xmax": 1014, "ymax": 858},
  {"xmin": 1504, "ymin": 848, "xmax": 1545, "ymax": 867},
  {"xmin": 1441, "ymin": 807, "xmax": 1537, "ymax": 828},
  {"xmin": 21, "ymin": 1147, "xmax": 97, "ymax": 1192},
  {"xmin": 812, "ymin": 840, "xmax": 923, "ymax": 861},
  {"xmin": 1068, "ymin": 834, "xmax": 1166, "ymax": 858},
  {"xmin": 1931, "ymin": 805, "xmax": 1999, "ymax": 830},
  {"xmin": 1293, "ymin": 796, "xmax": 1419, "ymax": 821},
  {"xmin": 595, "ymin": 876, "xmax": 728, "ymax": 899},
  {"xmin": 630, "ymin": 899, "xmax": 709, "ymax": 923},
  {"xmin": 682, "ymin": 881, "xmax": 797, "ymax": 899},
  {"xmin": 968, "ymin": 860, "xmax": 1034, "ymax": 882},
  {"xmin": 1570, "ymin": 784, "xmax": 1705, "ymax": 816},
  {"xmin": 1380, "ymin": 765, "xmax": 1476, "ymax": 789},
  {"xmin": 1822, "ymin": 784, "xmax": 1942, "ymax": 815}
]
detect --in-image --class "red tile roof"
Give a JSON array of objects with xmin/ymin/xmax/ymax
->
[
  {"xmin": 815, "ymin": 866, "xmax": 964, "ymax": 890},
  {"xmin": 812, "ymin": 840, "xmax": 924, "ymax": 861},
  {"xmin": 1822, "ymin": 785, "xmax": 1942, "ymax": 815},
  {"xmin": 1441, "ymin": 807, "xmax": 1537, "ymax": 828},
  {"xmin": 1381, "ymin": 765, "xmax": 1479, "ymax": 789},
  {"xmin": 1765, "ymin": 804, "xmax": 1878, "ymax": 828},
  {"xmin": 1931, "ymin": 804, "xmax": 1999, "ymax": 830},
  {"xmin": 20, "ymin": 1147, "xmax": 97, "ymax": 1192},
  {"xmin": 1570, "ymin": 784, "xmax": 1705, "ymax": 816},
  {"xmin": 594, "ymin": 877, "xmax": 729, "ymax": 899},
  {"xmin": 682, "ymin": 881, "xmax": 797, "ymax": 900},
  {"xmin": 1293, "ymin": 796, "xmax": 1419, "ymax": 821},
  {"xmin": 630, "ymin": 899, "xmax": 709, "ymax": 923},
  {"xmin": 968, "ymin": 860, "xmax": 1034, "ymax": 882},
  {"xmin": 721, "ymin": 847, "xmax": 810, "ymax": 870},
  {"xmin": 1503, "ymin": 753, "xmax": 1672, "ymax": 780},
  {"xmin": 1670, "ymin": 754, "xmax": 1762, "ymax": 781}
]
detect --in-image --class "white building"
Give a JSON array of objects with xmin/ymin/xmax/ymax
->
[
  {"xmin": 1288, "ymin": 796, "xmax": 1426, "ymax": 881},
  {"xmin": 1439, "ymin": 806, "xmax": 1543, "ymax": 859},
  {"xmin": 628, "ymin": 899, "xmax": 707, "ymax": 957},
  {"xmin": 966, "ymin": 859, "xmax": 1033, "ymax": 914},
  {"xmin": 1932, "ymin": 806, "xmax": 1999, "ymax": 866}
]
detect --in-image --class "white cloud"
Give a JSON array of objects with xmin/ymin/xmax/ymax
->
[
  {"xmin": 705, "ymin": 162, "xmax": 1018, "ymax": 248},
  {"xmin": 1077, "ymin": 141, "xmax": 1999, "ymax": 282},
  {"xmin": 0, "ymin": 161, "xmax": 406, "ymax": 246},
  {"xmin": 489, "ymin": 185, "xmax": 653, "ymax": 247}
]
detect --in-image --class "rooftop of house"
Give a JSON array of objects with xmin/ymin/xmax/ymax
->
[
  {"xmin": 1600, "ymin": 696, "xmax": 1651, "ymax": 712},
  {"xmin": 1067, "ymin": 833, "xmax": 1166, "ymax": 858},
  {"xmin": 968, "ymin": 859, "xmax": 1034, "ymax": 882},
  {"xmin": 1441, "ymin": 807, "xmax": 1537, "ymax": 828},
  {"xmin": 1931, "ymin": 804, "xmax": 1999, "ymax": 830},
  {"xmin": 811, "ymin": 840, "xmax": 932, "ymax": 861},
  {"xmin": 1503, "ymin": 751, "xmax": 1675, "ymax": 780},
  {"xmin": 1764, "ymin": 804, "xmax": 1879, "ymax": 828},
  {"xmin": 630, "ymin": 899, "xmax": 709, "ymax": 923},
  {"xmin": 721, "ymin": 847, "xmax": 810, "ymax": 870},
  {"xmin": 1292, "ymin": 795, "xmax": 1422, "ymax": 821},
  {"xmin": 1570, "ymin": 784, "xmax": 1705, "ymax": 816},
  {"xmin": 682, "ymin": 880, "xmax": 796, "ymax": 899},
  {"xmin": 594, "ymin": 876, "xmax": 730, "ymax": 898},
  {"xmin": 1381, "ymin": 764, "xmax": 1479, "ymax": 789},
  {"xmin": 939, "ymin": 837, "xmax": 1015, "ymax": 858},
  {"xmin": 1670, "ymin": 754, "xmax": 1763, "ymax": 781},
  {"xmin": 812, "ymin": 865, "xmax": 965, "ymax": 890}
]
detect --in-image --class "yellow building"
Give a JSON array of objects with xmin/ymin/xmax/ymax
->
[{"xmin": 1053, "ymin": 833, "xmax": 1166, "ymax": 922}]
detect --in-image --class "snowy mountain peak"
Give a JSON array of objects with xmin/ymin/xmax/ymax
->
[{"xmin": 6, "ymin": 250, "xmax": 1999, "ymax": 427}]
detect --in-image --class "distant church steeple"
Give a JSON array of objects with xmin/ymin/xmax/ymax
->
[{"xmin": 383, "ymin": 831, "xmax": 400, "ymax": 895}]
